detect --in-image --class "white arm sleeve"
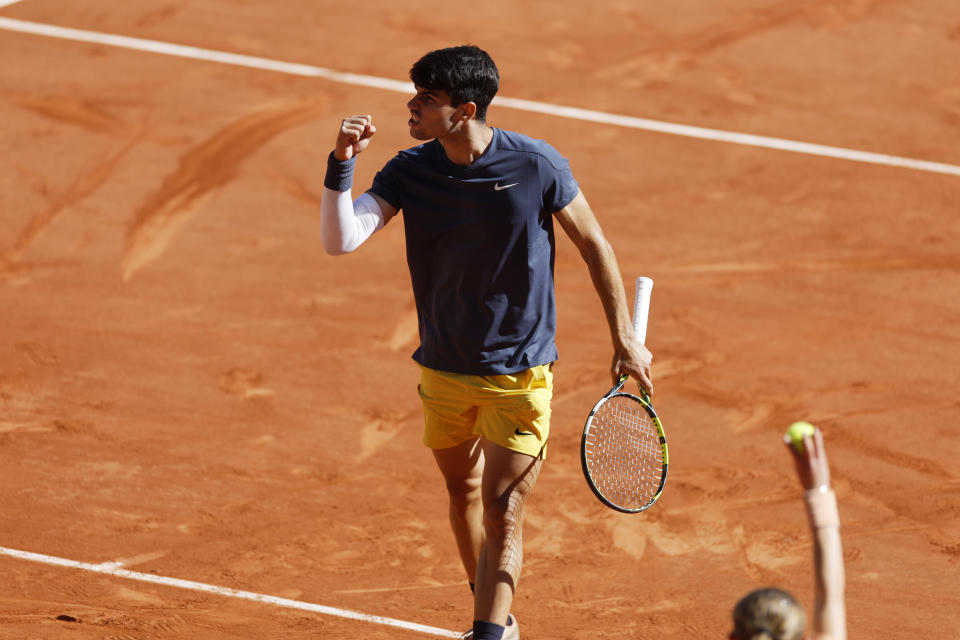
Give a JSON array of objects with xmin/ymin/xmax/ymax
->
[{"xmin": 320, "ymin": 188, "xmax": 387, "ymax": 255}]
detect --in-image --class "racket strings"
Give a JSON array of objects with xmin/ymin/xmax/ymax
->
[{"xmin": 584, "ymin": 395, "xmax": 663, "ymax": 510}]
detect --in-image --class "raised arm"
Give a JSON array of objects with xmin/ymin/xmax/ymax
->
[
  {"xmin": 786, "ymin": 428, "xmax": 847, "ymax": 640},
  {"xmin": 553, "ymin": 191, "xmax": 652, "ymax": 393},
  {"xmin": 320, "ymin": 115, "xmax": 397, "ymax": 255}
]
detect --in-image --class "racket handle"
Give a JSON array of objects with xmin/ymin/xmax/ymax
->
[{"xmin": 633, "ymin": 276, "xmax": 653, "ymax": 344}]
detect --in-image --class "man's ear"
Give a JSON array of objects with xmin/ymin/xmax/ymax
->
[{"xmin": 458, "ymin": 101, "xmax": 478, "ymax": 121}]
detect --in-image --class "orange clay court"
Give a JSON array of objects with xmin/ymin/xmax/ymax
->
[{"xmin": 1, "ymin": 1, "xmax": 959, "ymax": 638}]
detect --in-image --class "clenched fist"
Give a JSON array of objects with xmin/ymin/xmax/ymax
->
[{"xmin": 334, "ymin": 114, "xmax": 376, "ymax": 161}]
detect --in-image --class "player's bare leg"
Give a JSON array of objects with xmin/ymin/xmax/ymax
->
[
  {"xmin": 473, "ymin": 439, "xmax": 542, "ymax": 626},
  {"xmin": 432, "ymin": 438, "xmax": 485, "ymax": 585}
]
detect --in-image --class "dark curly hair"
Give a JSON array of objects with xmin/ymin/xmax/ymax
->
[{"xmin": 410, "ymin": 45, "xmax": 500, "ymax": 121}]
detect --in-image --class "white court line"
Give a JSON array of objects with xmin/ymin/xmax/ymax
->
[
  {"xmin": 0, "ymin": 546, "xmax": 461, "ymax": 638},
  {"xmin": 2, "ymin": 16, "xmax": 960, "ymax": 178},
  {"xmin": 0, "ymin": 0, "xmax": 26, "ymax": 8}
]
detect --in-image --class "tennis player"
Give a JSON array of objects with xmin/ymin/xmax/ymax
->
[
  {"xmin": 320, "ymin": 45, "xmax": 652, "ymax": 640},
  {"xmin": 729, "ymin": 428, "xmax": 846, "ymax": 640}
]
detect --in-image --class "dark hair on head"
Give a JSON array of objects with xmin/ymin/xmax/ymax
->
[
  {"xmin": 410, "ymin": 45, "xmax": 499, "ymax": 121},
  {"xmin": 731, "ymin": 588, "xmax": 806, "ymax": 640}
]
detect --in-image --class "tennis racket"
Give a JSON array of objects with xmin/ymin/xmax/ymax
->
[{"xmin": 580, "ymin": 276, "xmax": 668, "ymax": 513}]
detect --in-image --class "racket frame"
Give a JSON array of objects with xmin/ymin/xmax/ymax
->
[
  {"xmin": 579, "ymin": 276, "xmax": 668, "ymax": 513},
  {"xmin": 580, "ymin": 374, "xmax": 669, "ymax": 513}
]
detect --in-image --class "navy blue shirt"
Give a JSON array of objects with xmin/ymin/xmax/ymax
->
[{"xmin": 369, "ymin": 128, "xmax": 580, "ymax": 375}]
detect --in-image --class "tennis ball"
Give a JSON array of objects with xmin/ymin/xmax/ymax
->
[{"xmin": 785, "ymin": 421, "xmax": 816, "ymax": 453}]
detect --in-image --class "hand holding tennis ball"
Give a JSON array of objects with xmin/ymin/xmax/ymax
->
[
  {"xmin": 783, "ymin": 422, "xmax": 831, "ymax": 494},
  {"xmin": 785, "ymin": 421, "xmax": 816, "ymax": 454}
]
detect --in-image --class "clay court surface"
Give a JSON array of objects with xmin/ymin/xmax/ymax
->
[{"xmin": 2, "ymin": 1, "xmax": 959, "ymax": 638}]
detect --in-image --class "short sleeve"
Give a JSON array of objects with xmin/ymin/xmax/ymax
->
[
  {"xmin": 369, "ymin": 158, "xmax": 403, "ymax": 211},
  {"xmin": 539, "ymin": 147, "xmax": 580, "ymax": 213}
]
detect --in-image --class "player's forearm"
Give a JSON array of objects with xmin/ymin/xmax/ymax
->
[
  {"xmin": 806, "ymin": 488, "xmax": 846, "ymax": 640},
  {"xmin": 320, "ymin": 153, "xmax": 385, "ymax": 255},
  {"xmin": 580, "ymin": 235, "xmax": 633, "ymax": 348},
  {"xmin": 812, "ymin": 525, "xmax": 846, "ymax": 640}
]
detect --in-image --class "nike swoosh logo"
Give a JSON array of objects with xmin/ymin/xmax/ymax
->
[
  {"xmin": 514, "ymin": 428, "xmax": 535, "ymax": 437},
  {"xmin": 494, "ymin": 182, "xmax": 519, "ymax": 191}
]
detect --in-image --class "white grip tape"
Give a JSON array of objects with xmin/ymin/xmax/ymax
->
[{"xmin": 633, "ymin": 277, "xmax": 653, "ymax": 344}]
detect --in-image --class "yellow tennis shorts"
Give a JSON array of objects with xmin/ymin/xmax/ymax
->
[{"xmin": 418, "ymin": 363, "xmax": 553, "ymax": 458}]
